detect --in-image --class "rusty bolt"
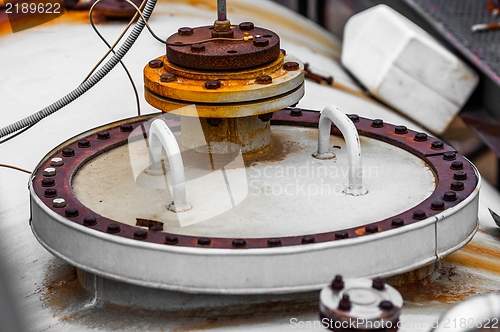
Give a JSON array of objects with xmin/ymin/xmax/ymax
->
[
  {"xmin": 431, "ymin": 201, "xmax": 445, "ymax": 211},
  {"xmin": 253, "ymin": 37, "xmax": 269, "ymax": 47},
  {"xmin": 41, "ymin": 178, "xmax": 55, "ymax": 187},
  {"xmin": 451, "ymin": 161, "xmax": 464, "ymax": 170},
  {"xmin": 413, "ymin": 210, "xmax": 427, "ymax": 220},
  {"xmin": 52, "ymin": 198, "xmax": 67, "ymax": 208},
  {"xmin": 443, "ymin": 191, "xmax": 457, "ymax": 201},
  {"xmin": 256, "ymin": 75, "xmax": 272, "ymax": 84},
  {"xmin": 379, "ymin": 300, "xmax": 394, "ymax": 311},
  {"xmin": 198, "ymin": 237, "xmax": 211, "ymax": 246},
  {"xmin": 414, "ymin": 133, "xmax": 428, "ymax": 142},
  {"xmin": 335, "ymin": 231, "xmax": 349, "ymax": 239},
  {"xmin": 44, "ymin": 188, "xmax": 57, "ymax": 198},
  {"xmin": 83, "ymin": 215, "xmax": 97, "ymax": 226},
  {"xmin": 391, "ymin": 218, "xmax": 404, "ymax": 227},
  {"xmin": 120, "ymin": 124, "xmax": 133, "ymax": 132},
  {"xmin": 78, "ymin": 139, "xmax": 91, "ymax": 148},
  {"xmin": 280, "ymin": 49, "xmax": 287, "ymax": 55},
  {"xmin": 160, "ymin": 73, "xmax": 176, "ymax": 83},
  {"xmin": 283, "ymin": 61, "xmax": 299, "ymax": 71},
  {"xmin": 371, "ymin": 119, "xmax": 384, "ymax": 128},
  {"xmin": 301, "ymin": 235, "xmax": 315, "ymax": 244},
  {"xmin": 65, "ymin": 208, "xmax": 79, "ymax": 218},
  {"xmin": 258, "ymin": 113, "xmax": 273, "ymax": 122},
  {"xmin": 453, "ymin": 171, "xmax": 467, "ymax": 180},
  {"xmin": 97, "ymin": 131, "xmax": 110, "ymax": 140},
  {"xmin": 239, "ymin": 22, "xmax": 254, "ymax": 31},
  {"xmin": 177, "ymin": 27, "xmax": 193, "ymax": 36},
  {"xmin": 107, "ymin": 223, "xmax": 120, "ymax": 233},
  {"xmin": 190, "ymin": 43, "xmax": 205, "ymax": 53},
  {"xmin": 365, "ymin": 225, "xmax": 378, "ymax": 233},
  {"xmin": 62, "ymin": 148, "xmax": 75, "ymax": 157},
  {"xmin": 348, "ymin": 114, "xmax": 360, "ymax": 123},
  {"xmin": 372, "ymin": 278, "xmax": 385, "ymax": 290},
  {"xmin": 331, "ymin": 275, "xmax": 344, "ymax": 291},
  {"xmin": 164, "ymin": 234, "xmax": 179, "ymax": 245},
  {"xmin": 232, "ymin": 239, "xmax": 246, "ymax": 247},
  {"xmin": 50, "ymin": 157, "xmax": 64, "ymax": 167},
  {"xmin": 268, "ymin": 238, "xmax": 282, "ymax": 247},
  {"xmin": 43, "ymin": 168, "xmax": 56, "ymax": 177},
  {"xmin": 431, "ymin": 141, "xmax": 444, "ymax": 150},
  {"xmin": 338, "ymin": 294, "xmax": 351, "ymax": 311},
  {"xmin": 290, "ymin": 109, "xmax": 303, "ymax": 117},
  {"xmin": 451, "ymin": 181, "xmax": 465, "ymax": 191},
  {"xmin": 134, "ymin": 229, "xmax": 148, "ymax": 240},
  {"xmin": 205, "ymin": 80, "xmax": 221, "ymax": 90},
  {"xmin": 443, "ymin": 152, "xmax": 456, "ymax": 161},
  {"xmin": 395, "ymin": 126, "xmax": 408, "ymax": 134},
  {"xmin": 206, "ymin": 118, "xmax": 222, "ymax": 127},
  {"xmin": 148, "ymin": 59, "xmax": 163, "ymax": 68}
]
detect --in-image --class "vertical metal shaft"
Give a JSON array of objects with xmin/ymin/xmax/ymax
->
[{"xmin": 217, "ymin": 0, "xmax": 227, "ymax": 21}]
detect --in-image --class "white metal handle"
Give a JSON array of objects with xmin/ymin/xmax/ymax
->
[
  {"xmin": 148, "ymin": 119, "xmax": 191, "ymax": 212},
  {"xmin": 313, "ymin": 105, "xmax": 367, "ymax": 196}
]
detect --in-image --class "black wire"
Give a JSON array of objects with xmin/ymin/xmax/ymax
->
[{"xmin": 0, "ymin": 123, "xmax": 35, "ymax": 145}]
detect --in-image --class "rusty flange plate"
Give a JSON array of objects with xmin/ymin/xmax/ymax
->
[
  {"xmin": 31, "ymin": 110, "xmax": 477, "ymax": 248},
  {"xmin": 166, "ymin": 24, "xmax": 280, "ymax": 70}
]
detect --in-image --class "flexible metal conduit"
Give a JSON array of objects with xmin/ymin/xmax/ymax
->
[
  {"xmin": 314, "ymin": 105, "xmax": 367, "ymax": 196},
  {"xmin": 0, "ymin": 0, "xmax": 157, "ymax": 139}
]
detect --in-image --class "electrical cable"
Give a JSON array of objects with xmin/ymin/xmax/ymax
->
[
  {"xmin": 0, "ymin": 164, "xmax": 31, "ymax": 174},
  {"xmin": 0, "ymin": 0, "xmax": 158, "ymax": 141}
]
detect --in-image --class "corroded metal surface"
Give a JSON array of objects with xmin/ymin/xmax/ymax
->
[
  {"xmin": 31, "ymin": 110, "xmax": 478, "ymax": 249},
  {"xmin": 166, "ymin": 24, "xmax": 280, "ymax": 70}
]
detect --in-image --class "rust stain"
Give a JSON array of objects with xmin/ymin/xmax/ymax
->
[
  {"xmin": 444, "ymin": 246, "xmax": 500, "ymax": 275},
  {"xmin": 244, "ymin": 132, "xmax": 303, "ymax": 164},
  {"xmin": 394, "ymin": 262, "xmax": 486, "ymax": 305}
]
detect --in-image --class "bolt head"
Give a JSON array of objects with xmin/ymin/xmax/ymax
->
[
  {"xmin": 107, "ymin": 223, "xmax": 121, "ymax": 233},
  {"xmin": 290, "ymin": 109, "xmax": 303, "ymax": 117},
  {"xmin": 391, "ymin": 218, "xmax": 404, "ymax": 227},
  {"xmin": 78, "ymin": 139, "xmax": 91, "ymax": 148},
  {"xmin": 412, "ymin": 210, "xmax": 427, "ymax": 220},
  {"xmin": 134, "ymin": 229, "xmax": 148, "ymax": 240},
  {"xmin": 431, "ymin": 141, "xmax": 444, "ymax": 150},
  {"xmin": 62, "ymin": 148, "xmax": 75, "ymax": 157},
  {"xmin": 372, "ymin": 278, "xmax": 385, "ymax": 290},
  {"xmin": 379, "ymin": 300, "xmax": 394, "ymax": 311},
  {"xmin": 330, "ymin": 275, "xmax": 344, "ymax": 291},
  {"xmin": 165, "ymin": 234, "xmax": 179, "ymax": 245},
  {"xmin": 232, "ymin": 239, "xmax": 246, "ymax": 247},
  {"xmin": 190, "ymin": 43, "xmax": 205, "ymax": 53},
  {"xmin": 371, "ymin": 119, "xmax": 384, "ymax": 128},
  {"xmin": 443, "ymin": 191, "xmax": 457, "ymax": 201},
  {"xmin": 431, "ymin": 201, "xmax": 445, "ymax": 211},
  {"xmin": 365, "ymin": 225, "xmax": 379, "ymax": 233},
  {"xmin": 178, "ymin": 27, "xmax": 193, "ymax": 36},
  {"xmin": 239, "ymin": 22, "xmax": 254, "ymax": 31},
  {"xmin": 83, "ymin": 215, "xmax": 97, "ymax": 226},
  {"xmin": 280, "ymin": 49, "xmax": 287, "ymax": 55},
  {"xmin": 451, "ymin": 161, "xmax": 464, "ymax": 170},
  {"xmin": 443, "ymin": 152, "xmax": 456, "ymax": 161},
  {"xmin": 253, "ymin": 37, "xmax": 269, "ymax": 47},
  {"xmin": 120, "ymin": 124, "xmax": 133, "ymax": 132},
  {"xmin": 451, "ymin": 181, "xmax": 465, "ymax": 191},
  {"xmin": 160, "ymin": 73, "xmax": 176, "ymax": 83},
  {"xmin": 44, "ymin": 188, "xmax": 57, "ymax": 198},
  {"xmin": 268, "ymin": 238, "xmax": 282, "ymax": 247},
  {"xmin": 256, "ymin": 75, "xmax": 272, "ymax": 84},
  {"xmin": 52, "ymin": 198, "xmax": 67, "ymax": 208},
  {"xmin": 97, "ymin": 131, "xmax": 110, "ymax": 140},
  {"xmin": 414, "ymin": 133, "xmax": 428, "ymax": 142},
  {"xmin": 453, "ymin": 171, "xmax": 467, "ymax": 180},
  {"xmin": 148, "ymin": 59, "xmax": 163, "ymax": 68},
  {"xmin": 301, "ymin": 235, "xmax": 315, "ymax": 244},
  {"xmin": 41, "ymin": 178, "xmax": 55, "ymax": 187},
  {"xmin": 50, "ymin": 157, "xmax": 64, "ymax": 167},
  {"xmin": 347, "ymin": 114, "xmax": 359, "ymax": 123},
  {"xmin": 395, "ymin": 126, "xmax": 408, "ymax": 134},
  {"xmin": 205, "ymin": 80, "xmax": 221, "ymax": 90},
  {"xmin": 335, "ymin": 231, "xmax": 349, "ymax": 239},
  {"xmin": 338, "ymin": 294, "xmax": 351, "ymax": 311},
  {"xmin": 65, "ymin": 208, "xmax": 79, "ymax": 218},
  {"xmin": 198, "ymin": 237, "xmax": 211, "ymax": 246},
  {"xmin": 206, "ymin": 118, "xmax": 222, "ymax": 127},
  {"xmin": 283, "ymin": 61, "xmax": 299, "ymax": 71}
]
